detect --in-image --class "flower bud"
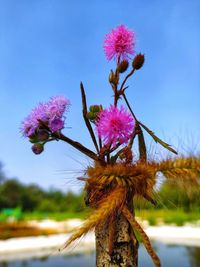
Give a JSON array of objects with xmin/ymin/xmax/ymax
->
[
  {"xmin": 29, "ymin": 134, "xmax": 38, "ymax": 143},
  {"xmin": 31, "ymin": 144, "xmax": 44, "ymax": 155},
  {"xmin": 132, "ymin": 53, "xmax": 145, "ymax": 70},
  {"xmin": 89, "ymin": 105, "xmax": 101, "ymax": 113},
  {"xmin": 109, "ymin": 70, "xmax": 115, "ymax": 83},
  {"xmin": 109, "ymin": 70, "xmax": 119, "ymax": 85},
  {"xmin": 117, "ymin": 60, "xmax": 129, "ymax": 73},
  {"xmin": 38, "ymin": 129, "xmax": 49, "ymax": 141},
  {"xmin": 87, "ymin": 105, "xmax": 103, "ymax": 122},
  {"xmin": 86, "ymin": 112, "xmax": 97, "ymax": 121}
]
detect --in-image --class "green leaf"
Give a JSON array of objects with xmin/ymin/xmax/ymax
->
[{"xmin": 139, "ymin": 122, "xmax": 177, "ymax": 155}]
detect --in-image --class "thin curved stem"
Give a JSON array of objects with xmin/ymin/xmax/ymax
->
[
  {"xmin": 52, "ymin": 132, "xmax": 99, "ymax": 161},
  {"xmin": 122, "ymin": 93, "xmax": 137, "ymax": 121},
  {"xmin": 119, "ymin": 68, "xmax": 135, "ymax": 93},
  {"xmin": 122, "ymin": 93, "xmax": 147, "ymax": 162},
  {"xmin": 80, "ymin": 82, "xmax": 99, "ymax": 153}
]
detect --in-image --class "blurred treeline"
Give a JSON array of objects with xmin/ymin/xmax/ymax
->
[
  {"xmin": 0, "ymin": 162, "xmax": 199, "ymax": 213},
  {"xmin": 0, "ymin": 178, "xmax": 85, "ymax": 213},
  {"xmin": 134, "ymin": 182, "xmax": 200, "ymax": 213},
  {"xmin": 156, "ymin": 182, "xmax": 200, "ymax": 212},
  {"xmin": 0, "ymin": 163, "xmax": 85, "ymax": 213}
]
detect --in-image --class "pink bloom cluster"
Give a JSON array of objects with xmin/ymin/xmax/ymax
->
[
  {"xmin": 104, "ymin": 25, "xmax": 135, "ymax": 61},
  {"xmin": 21, "ymin": 96, "xmax": 70, "ymax": 137},
  {"xmin": 96, "ymin": 105, "xmax": 135, "ymax": 146}
]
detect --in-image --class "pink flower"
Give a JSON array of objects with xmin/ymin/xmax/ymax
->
[
  {"xmin": 96, "ymin": 105, "xmax": 135, "ymax": 146},
  {"xmin": 103, "ymin": 25, "xmax": 135, "ymax": 61}
]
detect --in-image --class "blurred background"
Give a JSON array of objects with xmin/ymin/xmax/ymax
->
[{"xmin": 0, "ymin": 0, "xmax": 199, "ymax": 266}]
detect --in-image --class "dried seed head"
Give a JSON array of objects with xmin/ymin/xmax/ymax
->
[
  {"xmin": 31, "ymin": 143, "xmax": 44, "ymax": 155},
  {"xmin": 132, "ymin": 53, "xmax": 145, "ymax": 70},
  {"xmin": 118, "ymin": 60, "xmax": 129, "ymax": 73}
]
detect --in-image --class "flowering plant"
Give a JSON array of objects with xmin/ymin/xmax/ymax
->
[{"xmin": 21, "ymin": 25, "xmax": 200, "ymax": 267}]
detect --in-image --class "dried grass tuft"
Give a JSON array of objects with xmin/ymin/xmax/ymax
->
[
  {"xmin": 122, "ymin": 206, "xmax": 161, "ymax": 267},
  {"xmin": 155, "ymin": 157, "xmax": 200, "ymax": 190},
  {"xmin": 61, "ymin": 186, "xmax": 125, "ymax": 250},
  {"xmin": 62, "ymin": 157, "xmax": 200, "ymax": 262},
  {"xmin": 86, "ymin": 163, "xmax": 157, "ymax": 200}
]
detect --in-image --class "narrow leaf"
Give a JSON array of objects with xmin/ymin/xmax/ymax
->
[
  {"xmin": 139, "ymin": 122, "xmax": 177, "ymax": 154},
  {"xmin": 138, "ymin": 125, "xmax": 147, "ymax": 162}
]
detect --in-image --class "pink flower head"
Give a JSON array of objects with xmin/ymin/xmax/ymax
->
[
  {"xmin": 103, "ymin": 25, "xmax": 135, "ymax": 61},
  {"xmin": 96, "ymin": 105, "xmax": 135, "ymax": 146},
  {"xmin": 21, "ymin": 96, "xmax": 70, "ymax": 137}
]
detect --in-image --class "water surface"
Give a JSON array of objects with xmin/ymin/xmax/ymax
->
[{"xmin": 0, "ymin": 242, "xmax": 199, "ymax": 267}]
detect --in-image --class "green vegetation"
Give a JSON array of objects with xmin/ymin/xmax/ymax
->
[
  {"xmin": 0, "ymin": 162, "xmax": 87, "ymax": 223},
  {"xmin": 0, "ymin": 178, "xmax": 86, "ymax": 222},
  {"xmin": 133, "ymin": 179, "xmax": 200, "ymax": 225},
  {"xmin": 136, "ymin": 209, "xmax": 200, "ymax": 226},
  {"xmin": 23, "ymin": 211, "xmax": 87, "ymax": 221},
  {"xmin": 0, "ymin": 178, "xmax": 85, "ymax": 213},
  {"xmin": 0, "ymin": 162, "xmax": 199, "ymax": 225}
]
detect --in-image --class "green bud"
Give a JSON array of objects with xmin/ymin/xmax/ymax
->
[
  {"xmin": 87, "ymin": 105, "xmax": 103, "ymax": 122},
  {"xmin": 89, "ymin": 105, "xmax": 101, "ymax": 113},
  {"xmin": 29, "ymin": 134, "xmax": 39, "ymax": 144},
  {"xmin": 86, "ymin": 112, "xmax": 97, "ymax": 121}
]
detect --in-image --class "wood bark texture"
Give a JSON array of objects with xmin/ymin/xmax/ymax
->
[{"xmin": 95, "ymin": 212, "xmax": 138, "ymax": 267}]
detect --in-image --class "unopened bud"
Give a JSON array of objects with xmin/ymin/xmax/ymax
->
[
  {"xmin": 118, "ymin": 60, "xmax": 129, "ymax": 73},
  {"xmin": 89, "ymin": 105, "xmax": 101, "ymax": 113},
  {"xmin": 29, "ymin": 134, "xmax": 38, "ymax": 144},
  {"xmin": 87, "ymin": 105, "xmax": 103, "ymax": 122},
  {"xmin": 132, "ymin": 53, "xmax": 145, "ymax": 70},
  {"xmin": 38, "ymin": 129, "xmax": 49, "ymax": 141},
  {"xmin": 86, "ymin": 112, "xmax": 97, "ymax": 121},
  {"xmin": 32, "ymin": 144, "xmax": 44, "ymax": 155},
  {"xmin": 109, "ymin": 70, "xmax": 115, "ymax": 83},
  {"xmin": 109, "ymin": 70, "xmax": 119, "ymax": 85}
]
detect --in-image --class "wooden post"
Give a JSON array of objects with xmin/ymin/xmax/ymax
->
[{"xmin": 95, "ymin": 208, "xmax": 138, "ymax": 267}]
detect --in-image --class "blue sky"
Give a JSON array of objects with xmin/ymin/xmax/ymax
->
[{"xmin": 0, "ymin": 0, "xmax": 199, "ymax": 191}]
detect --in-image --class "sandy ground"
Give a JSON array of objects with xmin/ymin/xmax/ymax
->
[{"xmin": 0, "ymin": 219, "xmax": 200, "ymax": 261}]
